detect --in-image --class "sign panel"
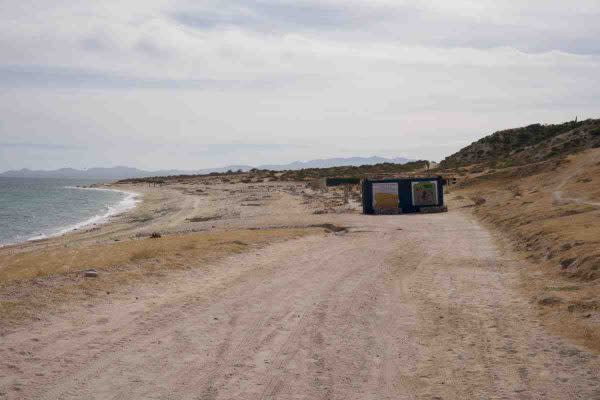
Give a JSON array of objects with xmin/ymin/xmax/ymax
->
[
  {"xmin": 372, "ymin": 182, "xmax": 399, "ymax": 211},
  {"xmin": 411, "ymin": 181, "xmax": 438, "ymax": 206}
]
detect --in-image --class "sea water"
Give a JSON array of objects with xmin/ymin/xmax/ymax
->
[{"xmin": 0, "ymin": 177, "xmax": 138, "ymax": 246}]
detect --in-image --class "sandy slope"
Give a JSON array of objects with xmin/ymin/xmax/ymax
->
[
  {"xmin": 449, "ymin": 148, "xmax": 600, "ymax": 352},
  {"xmin": 552, "ymin": 149, "xmax": 600, "ymax": 207},
  {"xmin": 1, "ymin": 204, "xmax": 599, "ymax": 399}
]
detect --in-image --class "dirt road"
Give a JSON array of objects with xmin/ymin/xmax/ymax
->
[{"xmin": 1, "ymin": 210, "xmax": 599, "ymax": 399}]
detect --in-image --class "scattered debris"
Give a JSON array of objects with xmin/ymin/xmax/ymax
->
[
  {"xmin": 560, "ymin": 258, "xmax": 577, "ymax": 269},
  {"xmin": 310, "ymin": 223, "xmax": 347, "ymax": 233},
  {"xmin": 471, "ymin": 196, "xmax": 486, "ymax": 206},
  {"xmin": 538, "ymin": 296, "xmax": 563, "ymax": 306},
  {"xmin": 83, "ymin": 269, "xmax": 98, "ymax": 278},
  {"xmin": 186, "ymin": 215, "xmax": 222, "ymax": 223}
]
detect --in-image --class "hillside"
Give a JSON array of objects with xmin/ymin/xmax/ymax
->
[
  {"xmin": 118, "ymin": 160, "xmax": 431, "ymax": 185},
  {"xmin": 439, "ymin": 119, "xmax": 600, "ymax": 169},
  {"xmin": 441, "ymin": 118, "xmax": 600, "ymax": 351},
  {"xmin": 275, "ymin": 160, "xmax": 429, "ymax": 181}
]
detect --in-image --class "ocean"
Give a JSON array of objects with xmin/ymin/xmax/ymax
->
[{"xmin": 0, "ymin": 177, "xmax": 138, "ymax": 246}]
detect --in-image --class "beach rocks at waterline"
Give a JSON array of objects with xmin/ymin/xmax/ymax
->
[{"xmin": 83, "ymin": 269, "xmax": 98, "ymax": 278}]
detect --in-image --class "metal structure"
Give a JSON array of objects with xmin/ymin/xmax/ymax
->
[
  {"xmin": 362, "ymin": 176, "xmax": 446, "ymax": 214},
  {"xmin": 325, "ymin": 177, "xmax": 361, "ymax": 187}
]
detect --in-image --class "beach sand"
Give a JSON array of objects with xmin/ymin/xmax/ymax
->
[
  {"xmin": 0, "ymin": 179, "xmax": 351, "ymax": 324},
  {"xmin": 0, "ymin": 176, "xmax": 598, "ymax": 399}
]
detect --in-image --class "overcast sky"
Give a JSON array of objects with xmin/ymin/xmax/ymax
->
[{"xmin": 1, "ymin": 0, "xmax": 599, "ymax": 171}]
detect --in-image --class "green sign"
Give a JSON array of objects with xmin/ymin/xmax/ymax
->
[{"xmin": 411, "ymin": 181, "xmax": 438, "ymax": 206}]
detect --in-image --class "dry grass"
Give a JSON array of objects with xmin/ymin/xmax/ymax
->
[
  {"xmin": 530, "ymin": 307, "xmax": 600, "ymax": 353},
  {"xmin": 0, "ymin": 228, "xmax": 323, "ymax": 326},
  {"xmin": 0, "ymin": 229, "xmax": 316, "ymax": 285},
  {"xmin": 455, "ymin": 149, "xmax": 600, "ymax": 280}
]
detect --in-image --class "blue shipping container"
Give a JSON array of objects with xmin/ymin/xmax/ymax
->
[{"xmin": 362, "ymin": 176, "xmax": 446, "ymax": 214}]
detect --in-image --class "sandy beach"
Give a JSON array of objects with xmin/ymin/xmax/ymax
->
[{"xmin": 1, "ymin": 176, "xmax": 599, "ymax": 399}]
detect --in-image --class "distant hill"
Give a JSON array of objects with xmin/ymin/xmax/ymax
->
[
  {"xmin": 0, "ymin": 165, "xmax": 252, "ymax": 180},
  {"xmin": 276, "ymin": 160, "xmax": 430, "ymax": 181},
  {"xmin": 0, "ymin": 166, "xmax": 253, "ymax": 179},
  {"xmin": 1, "ymin": 166, "xmax": 157, "ymax": 180},
  {"xmin": 0, "ymin": 156, "xmax": 413, "ymax": 179},
  {"xmin": 260, "ymin": 156, "xmax": 412, "ymax": 170},
  {"xmin": 439, "ymin": 118, "xmax": 600, "ymax": 169}
]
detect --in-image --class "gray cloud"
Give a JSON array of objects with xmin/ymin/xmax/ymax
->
[
  {"xmin": 172, "ymin": 1, "xmax": 600, "ymax": 55},
  {"xmin": 189, "ymin": 143, "xmax": 297, "ymax": 154},
  {"xmin": 0, "ymin": 64, "xmax": 299, "ymax": 90},
  {"xmin": 0, "ymin": 1, "xmax": 599, "ymax": 171},
  {"xmin": 0, "ymin": 142, "xmax": 84, "ymax": 150},
  {"xmin": 172, "ymin": 1, "xmax": 405, "ymax": 32},
  {"xmin": 419, "ymin": 17, "xmax": 600, "ymax": 55}
]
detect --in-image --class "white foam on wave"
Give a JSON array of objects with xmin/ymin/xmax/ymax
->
[{"xmin": 25, "ymin": 187, "xmax": 142, "ymax": 243}]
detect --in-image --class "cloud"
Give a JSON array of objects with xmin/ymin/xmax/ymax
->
[
  {"xmin": 171, "ymin": 0, "xmax": 403, "ymax": 32},
  {"xmin": 0, "ymin": 142, "xmax": 84, "ymax": 150},
  {"xmin": 170, "ymin": 0, "xmax": 600, "ymax": 55},
  {"xmin": 2, "ymin": 1, "xmax": 599, "ymax": 87},
  {"xmin": 0, "ymin": 64, "xmax": 300, "ymax": 90},
  {"xmin": 0, "ymin": 1, "xmax": 599, "ymax": 171}
]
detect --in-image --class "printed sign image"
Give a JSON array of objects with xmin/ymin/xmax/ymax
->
[
  {"xmin": 372, "ymin": 182, "xmax": 399, "ymax": 210},
  {"xmin": 411, "ymin": 181, "xmax": 438, "ymax": 206}
]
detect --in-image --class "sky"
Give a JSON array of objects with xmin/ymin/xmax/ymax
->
[{"xmin": 1, "ymin": 0, "xmax": 599, "ymax": 171}]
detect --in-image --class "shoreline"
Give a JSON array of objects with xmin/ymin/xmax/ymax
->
[{"xmin": 0, "ymin": 185, "xmax": 142, "ymax": 248}]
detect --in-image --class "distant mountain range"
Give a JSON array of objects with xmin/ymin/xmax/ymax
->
[
  {"xmin": 259, "ymin": 156, "xmax": 411, "ymax": 170},
  {"xmin": 0, "ymin": 156, "xmax": 412, "ymax": 180},
  {"xmin": 0, "ymin": 166, "xmax": 252, "ymax": 180}
]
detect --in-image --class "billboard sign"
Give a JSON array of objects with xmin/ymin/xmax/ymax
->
[
  {"xmin": 372, "ymin": 182, "xmax": 399, "ymax": 211},
  {"xmin": 411, "ymin": 181, "xmax": 438, "ymax": 206}
]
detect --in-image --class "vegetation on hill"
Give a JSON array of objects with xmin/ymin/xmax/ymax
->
[
  {"xmin": 118, "ymin": 160, "xmax": 431, "ymax": 184},
  {"xmin": 275, "ymin": 160, "xmax": 430, "ymax": 181},
  {"xmin": 439, "ymin": 119, "xmax": 600, "ymax": 169}
]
